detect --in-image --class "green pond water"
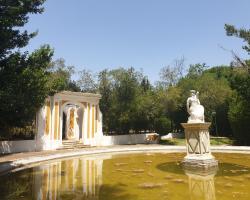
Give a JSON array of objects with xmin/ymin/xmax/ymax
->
[{"xmin": 1, "ymin": 152, "xmax": 250, "ymax": 200}]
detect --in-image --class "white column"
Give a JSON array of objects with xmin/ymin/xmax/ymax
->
[
  {"xmin": 83, "ymin": 106, "xmax": 88, "ymax": 145},
  {"xmin": 92, "ymin": 104, "xmax": 95, "ymax": 137},
  {"xmin": 89, "ymin": 103, "xmax": 93, "ymax": 145},
  {"xmin": 98, "ymin": 107, "xmax": 103, "ymax": 136},
  {"xmin": 50, "ymin": 97, "xmax": 54, "ymax": 141},
  {"xmin": 80, "ymin": 107, "xmax": 85, "ymax": 143},
  {"xmin": 59, "ymin": 101, "xmax": 63, "ymax": 142}
]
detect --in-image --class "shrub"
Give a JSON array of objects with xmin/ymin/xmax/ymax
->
[
  {"xmin": 228, "ymin": 93, "xmax": 250, "ymax": 145},
  {"xmin": 154, "ymin": 117, "xmax": 171, "ymax": 135}
]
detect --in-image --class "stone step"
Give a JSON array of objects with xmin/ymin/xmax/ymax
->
[
  {"xmin": 61, "ymin": 145, "xmax": 87, "ymax": 148},
  {"xmin": 58, "ymin": 140, "xmax": 89, "ymax": 150},
  {"xmin": 62, "ymin": 142, "xmax": 79, "ymax": 145},
  {"xmin": 57, "ymin": 146, "xmax": 89, "ymax": 150},
  {"xmin": 62, "ymin": 141, "xmax": 78, "ymax": 143},
  {"xmin": 62, "ymin": 142, "xmax": 80, "ymax": 145}
]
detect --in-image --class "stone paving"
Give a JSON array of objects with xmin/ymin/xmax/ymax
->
[{"xmin": 0, "ymin": 144, "xmax": 250, "ymax": 175}]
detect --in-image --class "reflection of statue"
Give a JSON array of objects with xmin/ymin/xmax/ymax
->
[{"xmin": 186, "ymin": 90, "xmax": 204, "ymax": 123}]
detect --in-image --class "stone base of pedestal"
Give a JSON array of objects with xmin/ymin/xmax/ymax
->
[
  {"xmin": 181, "ymin": 122, "xmax": 218, "ymax": 172},
  {"xmin": 182, "ymin": 156, "xmax": 218, "ymax": 174}
]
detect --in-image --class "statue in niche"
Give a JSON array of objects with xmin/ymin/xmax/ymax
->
[
  {"xmin": 186, "ymin": 90, "xmax": 205, "ymax": 123},
  {"xmin": 67, "ymin": 108, "xmax": 75, "ymax": 138}
]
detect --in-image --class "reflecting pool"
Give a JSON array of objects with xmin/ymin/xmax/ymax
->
[{"xmin": 1, "ymin": 152, "xmax": 250, "ymax": 200}]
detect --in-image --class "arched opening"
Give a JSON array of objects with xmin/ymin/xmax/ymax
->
[{"xmin": 61, "ymin": 102, "xmax": 85, "ymax": 141}]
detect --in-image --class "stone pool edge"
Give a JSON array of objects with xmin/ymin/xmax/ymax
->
[{"xmin": 1, "ymin": 145, "xmax": 250, "ymax": 175}]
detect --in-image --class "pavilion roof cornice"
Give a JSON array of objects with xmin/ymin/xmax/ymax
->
[{"xmin": 53, "ymin": 91, "xmax": 101, "ymax": 104}]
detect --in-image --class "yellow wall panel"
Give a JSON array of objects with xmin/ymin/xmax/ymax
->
[
  {"xmin": 87, "ymin": 103, "xmax": 90, "ymax": 139},
  {"xmin": 95, "ymin": 106, "xmax": 98, "ymax": 133},
  {"xmin": 57, "ymin": 102, "xmax": 61, "ymax": 140},
  {"xmin": 45, "ymin": 101, "xmax": 51, "ymax": 135},
  {"xmin": 54, "ymin": 102, "xmax": 59, "ymax": 140},
  {"xmin": 92, "ymin": 105, "xmax": 95, "ymax": 138}
]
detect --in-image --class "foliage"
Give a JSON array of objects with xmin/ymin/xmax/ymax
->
[
  {"xmin": 210, "ymin": 137, "xmax": 234, "ymax": 146},
  {"xmin": 99, "ymin": 67, "xmax": 142, "ymax": 134},
  {"xmin": 225, "ymin": 24, "xmax": 250, "ymax": 144},
  {"xmin": 159, "ymin": 138, "xmax": 185, "ymax": 146},
  {"xmin": 47, "ymin": 58, "xmax": 80, "ymax": 94},
  {"xmin": 186, "ymin": 63, "xmax": 208, "ymax": 78},
  {"xmin": 225, "ymin": 24, "xmax": 250, "ymax": 54},
  {"xmin": 158, "ymin": 57, "xmax": 185, "ymax": 88},
  {"xmin": 77, "ymin": 69, "xmax": 98, "ymax": 92},
  {"xmin": 98, "ymin": 67, "xmax": 168, "ymax": 134},
  {"xmin": 95, "ymin": 64, "xmax": 234, "ymax": 137},
  {"xmin": 0, "ymin": 0, "xmax": 45, "ymax": 59},
  {"xmin": 98, "ymin": 69, "xmax": 113, "ymax": 133},
  {"xmin": 154, "ymin": 86, "xmax": 183, "ymax": 130},
  {"xmin": 0, "ymin": 0, "xmax": 74, "ymax": 138},
  {"xmin": 173, "ymin": 66, "xmax": 233, "ymax": 135},
  {"xmin": 0, "ymin": 45, "xmax": 53, "ymax": 131},
  {"xmin": 154, "ymin": 117, "xmax": 171, "ymax": 135},
  {"xmin": 228, "ymin": 89, "xmax": 250, "ymax": 145},
  {"xmin": 1, "ymin": 2, "xmax": 249, "ymax": 144},
  {"xmin": 132, "ymin": 90, "xmax": 158, "ymax": 133},
  {"xmin": 160, "ymin": 137, "xmax": 234, "ymax": 146}
]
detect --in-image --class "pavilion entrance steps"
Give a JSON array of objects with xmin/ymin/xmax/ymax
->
[{"xmin": 57, "ymin": 140, "xmax": 90, "ymax": 150}]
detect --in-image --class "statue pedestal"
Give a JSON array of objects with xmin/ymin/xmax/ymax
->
[{"xmin": 181, "ymin": 123, "xmax": 218, "ymax": 170}]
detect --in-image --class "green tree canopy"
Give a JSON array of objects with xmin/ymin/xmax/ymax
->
[
  {"xmin": 0, "ymin": 1, "xmax": 70, "ymax": 138},
  {"xmin": 0, "ymin": 45, "xmax": 53, "ymax": 129},
  {"xmin": 225, "ymin": 24, "xmax": 250, "ymax": 54},
  {"xmin": 0, "ymin": 0, "xmax": 45, "ymax": 58},
  {"xmin": 224, "ymin": 24, "xmax": 250, "ymax": 144}
]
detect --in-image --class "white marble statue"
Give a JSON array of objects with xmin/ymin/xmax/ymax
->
[{"xmin": 186, "ymin": 90, "xmax": 205, "ymax": 123}]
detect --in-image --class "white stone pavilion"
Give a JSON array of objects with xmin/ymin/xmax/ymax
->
[{"xmin": 36, "ymin": 91, "xmax": 103, "ymax": 150}]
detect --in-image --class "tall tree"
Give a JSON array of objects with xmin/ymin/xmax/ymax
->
[
  {"xmin": 225, "ymin": 24, "xmax": 250, "ymax": 144},
  {"xmin": 0, "ymin": 0, "xmax": 57, "ymax": 137},
  {"xmin": 0, "ymin": 45, "xmax": 53, "ymax": 130},
  {"xmin": 158, "ymin": 57, "xmax": 185, "ymax": 88},
  {"xmin": 77, "ymin": 69, "xmax": 97, "ymax": 92},
  {"xmin": 0, "ymin": 0, "xmax": 45, "ymax": 58},
  {"xmin": 187, "ymin": 63, "xmax": 208, "ymax": 78},
  {"xmin": 225, "ymin": 24, "xmax": 250, "ymax": 54},
  {"xmin": 98, "ymin": 69, "xmax": 113, "ymax": 133},
  {"xmin": 48, "ymin": 58, "xmax": 80, "ymax": 93}
]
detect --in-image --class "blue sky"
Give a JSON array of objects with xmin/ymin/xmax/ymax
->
[{"xmin": 23, "ymin": 0, "xmax": 250, "ymax": 83}]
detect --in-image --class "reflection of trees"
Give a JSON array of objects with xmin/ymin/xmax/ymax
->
[
  {"xmin": 1, "ymin": 169, "xmax": 34, "ymax": 200},
  {"xmin": 99, "ymin": 184, "xmax": 137, "ymax": 200}
]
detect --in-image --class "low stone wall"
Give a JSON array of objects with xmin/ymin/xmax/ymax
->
[
  {"xmin": 100, "ymin": 133, "xmax": 159, "ymax": 146},
  {"xmin": 0, "ymin": 140, "xmax": 36, "ymax": 154},
  {"xmin": 38, "ymin": 139, "xmax": 62, "ymax": 151},
  {"xmin": 0, "ymin": 139, "xmax": 62, "ymax": 154},
  {"xmin": 0, "ymin": 133, "xmax": 159, "ymax": 154}
]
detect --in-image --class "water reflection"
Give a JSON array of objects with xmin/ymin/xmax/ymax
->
[
  {"xmin": 157, "ymin": 161, "xmax": 218, "ymax": 200},
  {"xmin": 33, "ymin": 155, "xmax": 110, "ymax": 200},
  {"xmin": 2, "ymin": 153, "xmax": 250, "ymax": 200},
  {"xmin": 184, "ymin": 169, "xmax": 217, "ymax": 200}
]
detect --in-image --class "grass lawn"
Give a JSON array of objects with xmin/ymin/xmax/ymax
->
[{"xmin": 160, "ymin": 137, "xmax": 234, "ymax": 146}]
